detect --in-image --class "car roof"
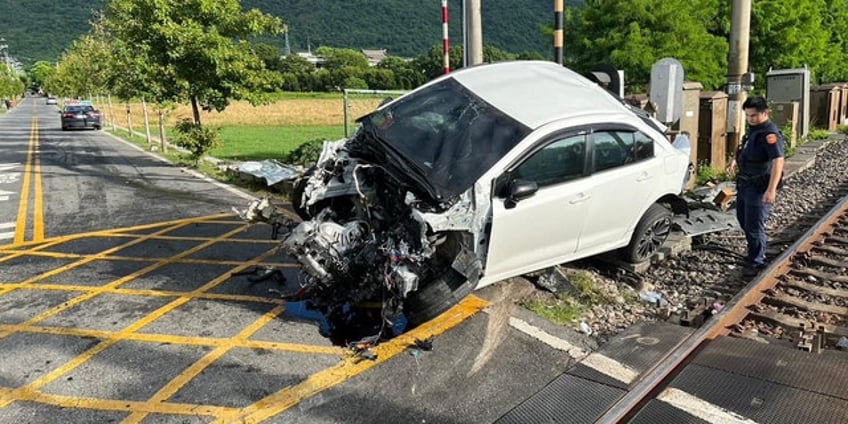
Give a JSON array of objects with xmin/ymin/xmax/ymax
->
[{"xmin": 449, "ymin": 61, "xmax": 631, "ymax": 129}]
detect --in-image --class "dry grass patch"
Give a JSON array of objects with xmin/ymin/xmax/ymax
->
[{"xmin": 102, "ymin": 97, "xmax": 382, "ymax": 129}]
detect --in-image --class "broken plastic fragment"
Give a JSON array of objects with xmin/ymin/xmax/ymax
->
[
  {"xmin": 412, "ymin": 337, "xmax": 434, "ymax": 351},
  {"xmin": 639, "ymin": 291, "xmax": 668, "ymax": 308}
]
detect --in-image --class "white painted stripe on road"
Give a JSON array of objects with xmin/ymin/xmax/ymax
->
[
  {"xmin": 580, "ymin": 352, "xmax": 640, "ymax": 384},
  {"xmin": 506, "ymin": 315, "xmax": 639, "ymax": 384},
  {"xmin": 658, "ymin": 388, "xmax": 759, "ymax": 424},
  {"xmin": 0, "ymin": 222, "xmax": 15, "ymax": 230},
  {"xmin": 508, "ymin": 316, "xmax": 588, "ymax": 358},
  {"xmin": 0, "ymin": 231, "xmax": 14, "ymax": 241}
]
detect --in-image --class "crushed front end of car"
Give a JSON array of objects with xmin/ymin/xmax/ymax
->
[{"xmin": 242, "ymin": 138, "xmax": 481, "ymax": 346}]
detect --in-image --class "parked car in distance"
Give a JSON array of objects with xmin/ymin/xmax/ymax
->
[
  {"xmin": 61, "ymin": 100, "xmax": 101, "ymax": 130},
  {"xmin": 46, "ymin": 96, "xmax": 58, "ymax": 105}
]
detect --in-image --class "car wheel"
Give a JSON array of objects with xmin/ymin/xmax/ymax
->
[
  {"xmin": 621, "ymin": 203, "xmax": 672, "ymax": 263},
  {"xmin": 403, "ymin": 231, "xmax": 477, "ymax": 327},
  {"xmin": 403, "ymin": 268, "xmax": 474, "ymax": 327}
]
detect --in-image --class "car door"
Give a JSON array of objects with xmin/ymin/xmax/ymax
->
[
  {"xmin": 485, "ymin": 131, "xmax": 593, "ymax": 281},
  {"xmin": 577, "ymin": 127, "xmax": 662, "ymax": 252}
]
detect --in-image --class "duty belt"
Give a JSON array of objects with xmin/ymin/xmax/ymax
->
[{"xmin": 736, "ymin": 173, "xmax": 770, "ymax": 184}]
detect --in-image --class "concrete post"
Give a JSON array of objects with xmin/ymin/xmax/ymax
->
[
  {"xmin": 727, "ymin": 0, "xmax": 751, "ymax": 155},
  {"xmin": 465, "ymin": 0, "xmax": 483, "ymax": 65}
]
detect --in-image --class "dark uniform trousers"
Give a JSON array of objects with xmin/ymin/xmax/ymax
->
[{"xmin": 736, "ymin": 180, "xmax": 771, "ymax": 268}]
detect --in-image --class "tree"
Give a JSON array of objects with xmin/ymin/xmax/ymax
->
[
  {"xmin": 819, "ymin": 0, "xmax": 848, "ymax": 82},
  {"xmin": 45, "ymin": 30, "xmax": 112, "ymax": 98},
  {"xmin": 747, "ymin": 0, "xmax": 830, "ymax": 85},
  {"xmin": 102, "ymin": 0, "xmax": 284, "ymax": 126},
  {"xmin": 377, "ymin": 57, "xmax": 425, "ymax": 90},
  {"xmin": 27, "ymin": 61, "xmax": 56, "ymax": 91},
  {"xmin": 576, "ymin": 0, "xmax": 728, "ymax": 91},
  {"xmin": 280, "ymin": 53, "xmax": 316, "ymax": 75},
  {"xmin": 411, "ymin": 45, "xmax": 464, "ymax": 81},
  {"xmin": 0, "ymin": 65, "xmax": 25, "ymax": 100},
  {"xmin": 315, "ymin": 47, "xmax": 370, "ymax": 70},
  {"xmin": 483, "ymin": 46, "xmax": 517, "ymax": 63},
  {"xmin": 252, "ymin": 43, "xmax": 285, "ymax": 72},
  {"xmin": 363, "ymin": 68, "xmax": 396, "ymax": 90}
]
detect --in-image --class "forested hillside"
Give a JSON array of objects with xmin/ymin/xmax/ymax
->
[{"xmin": 0, "ymin": 0, "xmax": 584, "ymax": 65}]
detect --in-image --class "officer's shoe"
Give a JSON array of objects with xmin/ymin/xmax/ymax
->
[{"xmin": 742, "ymin": 265, "xmax": 765, "ymax": 277}]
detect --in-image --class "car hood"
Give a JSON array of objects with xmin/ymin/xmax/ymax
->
[{"xmin": 353, "ymin": 78, "xmax": 531, "ymax": 204}]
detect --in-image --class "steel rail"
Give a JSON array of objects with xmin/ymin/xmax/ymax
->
[{"xmin": 596, "ymin": 193, "xmax": 848, "ymax": 423}]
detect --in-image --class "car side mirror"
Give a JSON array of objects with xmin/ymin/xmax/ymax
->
[{"xmin": 504, "ymin": 179, "xmax": 538, "ymax": 209}]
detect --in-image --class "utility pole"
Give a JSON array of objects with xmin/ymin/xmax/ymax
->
[
  {"xmin": 283, "ymin": 28, "xmax": 291, "ymax": 56},
  {"xmin": 727, "ymin": 0, "xmax": 751, "ymax": 155},
  {"xmin": 464, "ymin": 0, "xmax": 483, "ymax": 66},
  {"xmin": 0, "ymin": 38, "xmax": 11, "ymax": 74},
  {"xmin": 554, "ymin": 0, "xmax": 564, "ymax": 65}
]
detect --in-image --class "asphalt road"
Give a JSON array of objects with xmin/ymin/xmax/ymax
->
[
  {"xmin": 0, "ymin": 96, "xmax": 585, "ymax": 423},
  {"xmin": 0, "ymin": 96, "xmax": 251, "ymax": 244}
]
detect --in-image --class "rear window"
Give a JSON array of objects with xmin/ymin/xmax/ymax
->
[{"xmin": 65, "ymin": 106, "xmax": 94, "ymax": 112}]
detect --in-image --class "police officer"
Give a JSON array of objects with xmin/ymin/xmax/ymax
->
[{"xmin": 727, "ymin": 96, "xmax": 785, "ymax": 277}]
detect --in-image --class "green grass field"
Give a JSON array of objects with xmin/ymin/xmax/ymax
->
[
  {"xmin": 210, "ymin": 125, "xmax": 345, "ymax": 161},
  {"xmin": 119, "ymin": 124, "xmax": 346, "ymax": 162}
]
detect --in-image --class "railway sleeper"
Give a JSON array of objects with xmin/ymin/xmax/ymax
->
[{"xmin": 779, "ymin": 278, "xmax": 848, "ymax": 300}]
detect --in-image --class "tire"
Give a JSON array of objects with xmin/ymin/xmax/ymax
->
[
  {"xmin": 403, "ymin": 269, "xmax": 475, "ymax": 327},
  {"xmin": 621, "ymin": 203, "xmax": 672, "ymax": 263}
]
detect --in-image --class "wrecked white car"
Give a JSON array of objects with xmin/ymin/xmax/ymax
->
[{"xmin": 254, "ymin": 61, "xmax": 691, "ymax": 338}]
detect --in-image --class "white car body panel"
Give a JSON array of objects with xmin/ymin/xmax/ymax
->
[{"xmin": 275, "ymin": 60, "xmax": 691, "ymax": 319}]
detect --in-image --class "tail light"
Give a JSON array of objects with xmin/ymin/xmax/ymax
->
[
  {"xmin": 63, "ymin": 113, "xmax": 75, "ymax": 118},
  {"xmin": 86, "ymin": 112, "xmax": 100, "ymax": 118}
]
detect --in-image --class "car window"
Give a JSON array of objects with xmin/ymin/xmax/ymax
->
[
  {"xmin": 592, "ymin": 130, "xmax": 654, "ymax": 172},
  {"xmin": 513, "ymin": 134, "xmax": 586, "ymax": 187},
  {"xmin": 65, "ymin": 106, "xmax": 94, "ymax": 112},
  {"xmin": 634, "ymin": 131, "xmax": 655, "ymax": 161}
]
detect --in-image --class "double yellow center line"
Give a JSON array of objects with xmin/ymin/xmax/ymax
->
[{"xmin": 14, "ymin": 117, "xmax": 44, "ymax": 244}]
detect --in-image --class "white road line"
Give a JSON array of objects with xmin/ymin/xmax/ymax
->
[
  {"xmin": 506, "ymin": 316, "xmax": 639, "ymax": 384},
  {"xmin": 580, "ymin": 352, "xmax": 639, "ymax": 384},
  {"xmin": 508, "ymin": 317, "xmax": 588, "ymax": 358},
  {"xmin": 0, "ymin": 222, "xmax": 14, "ymax": 241},
  {"xmin": 658, "ymin": 388, "xmax": 759, "ymax": 424},
  {"xmin": 0, "ymin": 190, "xmax": 15, "ymax": 201}
]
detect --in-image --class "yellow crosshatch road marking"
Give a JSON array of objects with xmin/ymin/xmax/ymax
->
[
  {"xmin": 0, "ymin": 214, "xmax": 490, "ymax": 422},
  {"xmin": 218, "ymin": 296, "xmax": 490, "ymax": 424}
]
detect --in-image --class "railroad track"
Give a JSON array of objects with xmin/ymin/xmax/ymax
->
[{"xmin": 599, "ymin": 192, "xmax": 848, "ymax": 423}]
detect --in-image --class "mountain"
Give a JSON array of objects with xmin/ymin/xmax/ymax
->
[{"xmin": 0, "ymin": 0, "xmax": 583, "ymax": 66}]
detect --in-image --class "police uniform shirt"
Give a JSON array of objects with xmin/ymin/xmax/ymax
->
[{"xmin": 739, "ymin": 120, "xmax": 785, "ymax": 179}]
